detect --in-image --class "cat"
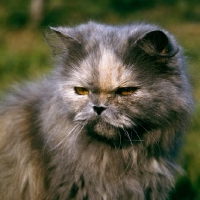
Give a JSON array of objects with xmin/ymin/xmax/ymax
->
[{"xmin": 0, "ymin": 21, "xmax": 193, "ymax": 200}]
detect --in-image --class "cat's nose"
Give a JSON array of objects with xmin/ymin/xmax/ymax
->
[{"xmin": 93, "ymin": 106, "xmax": 106, "ymax": 115}]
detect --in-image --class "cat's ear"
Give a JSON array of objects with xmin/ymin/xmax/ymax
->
[
  {"xmin": 135, "ymin": 30, "xmax": 179, "ymax": 60},
  {"xmin": 44, "ymin": 27, "xmax": 82, "ymax": 56}
]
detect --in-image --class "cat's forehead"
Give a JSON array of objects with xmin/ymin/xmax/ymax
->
[
  {"xmin": 98, "ymin": 49, "xmax": 129, "ymax": 89},
  {"xmin": 79, "ymin": 48, "xmax": 135, "ymax": 91}
]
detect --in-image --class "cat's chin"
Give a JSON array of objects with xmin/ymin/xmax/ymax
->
[
  {"xmin": 86, "ymin": 119, "xmax": 120, "ymax": 139},
  {"xmin": 85, "ymin": 120, "xmax": 143, "ymax": 148},
  {"xmin": 85, "ymin": 118, "xmax": 148, "ymax": 146}
]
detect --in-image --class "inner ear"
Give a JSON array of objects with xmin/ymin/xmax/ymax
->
[{"xmin": 135, "ymin": 30, "xmax": 179, "ymax": 58}]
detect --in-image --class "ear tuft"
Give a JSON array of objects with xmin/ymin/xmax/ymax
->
[{"xmin": 135, "ymin": 30, "xmax": 179, "ymax": 58}]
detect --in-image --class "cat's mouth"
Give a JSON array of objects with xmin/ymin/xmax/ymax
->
[
  {"xmin": 86, "ymin": 118, "xmax": 118, "ymax": 138},
  {"xmin": 85, "ymin": 118, "xmax": 145, "ymax": 146}
]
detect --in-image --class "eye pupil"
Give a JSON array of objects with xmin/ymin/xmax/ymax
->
[
  {"xmin": 74, "ymin": 87, "xmax": 89, "ymax": 95},
  {"xmin": 116, "ymin": 87, "xmax": 138, "ymax": 96}
]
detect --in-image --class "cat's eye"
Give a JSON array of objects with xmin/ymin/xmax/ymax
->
[
  {"xmin": 116, "ymin": 87, "xmax": 138, "ymax": 96},
  {"xmin": 74, "ymin": 87, "xmax": 89, "ymax": 95}
]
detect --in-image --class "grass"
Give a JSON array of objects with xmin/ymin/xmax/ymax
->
[{"xmin": 0, "ymin": 3, "xmax": 200, "ymax": 199}]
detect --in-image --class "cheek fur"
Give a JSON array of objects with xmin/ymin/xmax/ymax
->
[{"xmin": 58, "ymin": 83, "xmax": 91, "ymax": 115}]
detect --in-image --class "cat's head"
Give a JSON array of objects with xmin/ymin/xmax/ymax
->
[{"xmin": 45, "ymin": 22, "xmax": 192, "ymax": 144}]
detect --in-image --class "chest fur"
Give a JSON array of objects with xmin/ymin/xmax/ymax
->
[{"xmin": 45, "ymin": 144, "xmax": 173, "ymax": 200}]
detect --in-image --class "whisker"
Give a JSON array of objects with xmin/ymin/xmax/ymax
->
[
  {"xmin": 120, "ymin": 113, "xmax": 144, "ymax": 143},
  {"xmin": 112, "ymin": 150, "xmax": 134, "ymax": 183},
  {"xmin": 75, "ymin": 123, "xmax": 86, "ymax": 140},
  {"xmin": 134, "ymin": 121, "xmax": 161, "ymax": 155},
  {"xmin": 132, "ymin": 129, "xmax": 144, "ymax": 143},
  {"xmin": 73, "ymin": 121, "xmax": 88, "ymax": 153},
  {"xmin": 123, "ymin": 128, "xmax": 133, "ymax": 146},
  {"xmin": 49, "ymin": 124, "xmax": 80, "ymax": 152},
  {"xmin": 116, "ymin": 128, "xmax": 122, "ymax": 149},
  {"xmin": 43, "ymin": 131, "xmax": 55, "ymax": 151}
]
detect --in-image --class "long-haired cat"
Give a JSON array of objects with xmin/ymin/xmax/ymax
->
[{"xmin": 0, "ymin": 22, "xmax": 193, "ymax": 200}]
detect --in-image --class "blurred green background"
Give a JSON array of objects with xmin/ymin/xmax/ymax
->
[{"xmin": 0, "ymin": 0, "xmax": 199, "ymax": 199}]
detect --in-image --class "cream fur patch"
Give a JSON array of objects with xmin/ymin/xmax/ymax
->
[
  {"xmin": 98, "ymin": 48, "xmax": 138, "ymax": 92},
  {"xmin": 98, "ymin": 49, "xmax": 124, "ymax": 91}
]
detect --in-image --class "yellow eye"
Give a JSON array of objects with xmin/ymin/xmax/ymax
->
[
  {"xmin": 74, "ymin": 87, "xmax": 89, "ymax": 95},
  {"xmin": 116, "ymin": 87, "xmax": 138, "ymax": 96}
]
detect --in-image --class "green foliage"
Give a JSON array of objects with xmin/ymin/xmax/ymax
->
[
  {"xmin": 1, "ymin": 0, "xmax": 200, "ymax": 29},
  {"xmin": 110, "ymin": 0, "xmax": 157, "ymax": 12},
  {"xmin": 0, "ymin": 1, "xmax": 200, "ymax": 199},
  {"xmin": 176, "ymin": 0, "xmax": 200, "ymax": 22},
  {"xmin": 0, "ymin": 0, "xmax": 29, "ymax": 29},
  {"xmin": 170, "ymin": 176, "xmax": 196, "ymax": 200}
]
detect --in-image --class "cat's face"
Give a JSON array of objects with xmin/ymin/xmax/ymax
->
[
  {"xmin": 57, "ymin": 50, "xmax": 180, "ymax": 141},
  {"xmin": 59, "ymin": 49, "xmax": 142, "ymax": 139},
  {"xmin": 46, "ymin": 22, "xmax": 190, "ymax": 141}
]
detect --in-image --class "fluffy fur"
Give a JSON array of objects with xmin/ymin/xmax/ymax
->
[{"xmin": 0, "ymin": 22, "xmax": 193, "ymax": 200}]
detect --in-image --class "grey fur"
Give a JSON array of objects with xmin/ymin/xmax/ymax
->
[{"xmin": 0, "ymin": 22, "xmax": 193, "ymax": 200}]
